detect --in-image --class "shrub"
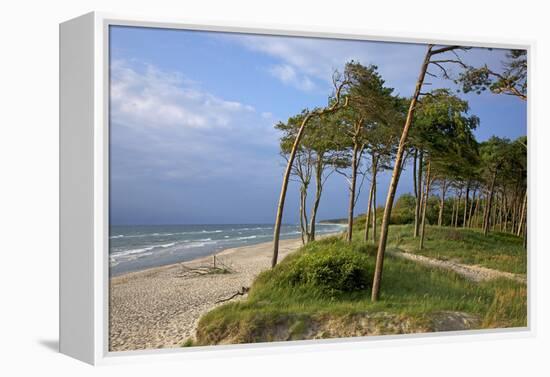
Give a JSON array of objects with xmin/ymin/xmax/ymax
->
[
  {"xmin": 388, "ymin": 194, "xmax": 442, "ymax": 225},
  {"xmin": 282, "ymin": 247, "xmax": 370, "ymax": 297},
  {"xmin": 390, "ymin": 194, "xmax": 416, "ymax": 225}
]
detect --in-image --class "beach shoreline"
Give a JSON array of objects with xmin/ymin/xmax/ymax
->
[
  {"xmin": 109, "ymin": 223, "xmax": 347, "ymax": 276},
  {"xmin": 109, "ymin": 233, "xmax": 340, "ymax": 351}
]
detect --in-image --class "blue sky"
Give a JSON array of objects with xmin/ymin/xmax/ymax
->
[{"xmin": 109, "ymin": 26, "xmax": 527, "ymax": 225}]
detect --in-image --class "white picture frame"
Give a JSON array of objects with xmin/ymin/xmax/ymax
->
[{"xmin": 59, "ymin": 11, "xmax": 534, "ymax": 365}]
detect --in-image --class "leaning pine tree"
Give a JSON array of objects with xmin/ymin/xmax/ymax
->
[
  {"xmin": 371, "ymin": 44, "xmax": 472, "ymax": 301},
  {"xmin": 337, "ymin": 62, "xmax": 398, "ymax": 243},
  {"xmin": 271, "ymin": 73, "xmax": 349, "ymax": 268}
]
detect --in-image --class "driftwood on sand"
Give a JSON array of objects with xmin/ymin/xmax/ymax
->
[{"xmin": 215, "ymin": 286, "xmax": 250, "ymax": 304}]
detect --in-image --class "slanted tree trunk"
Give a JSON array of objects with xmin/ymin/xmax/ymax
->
[
  {"xmin": 483, "ymin": 170, "xmax": 498, "ymax": 236},
  {"xmin": 272, "ymin": 84, "xmax": 348, "ymax": 267},
  {"xmin": 371, "ymin": 45, "xmax": 437, "ymax": 302},
  {"xmin": 438, "ymin": 179, "xmax": 447, "ymax": 226},
  {"xmin": 272, "ymin": 113, "xmax": 313, "ymax": 267},
  {"xmin": 414, "ymin": 150, "xmax": 424, "ymax": 238},
  {"xmin": 308, "ymin": 157, "xmax": 324, "ymax": 242},
  {"xmin": 346, "ymin": 139, "xmax": 360, "ymax": 243},
  {"xmin": 420, "ymin": 160, "xmax": 432, "ymax": 249}
]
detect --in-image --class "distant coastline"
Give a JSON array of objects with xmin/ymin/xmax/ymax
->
[
  {"xmin": 318, "ymin": 219, "xmax": 348, "ymax": 225},
  {"xmin": 109, "ymin": 223, "xmax": 347, "ymax": 276}
]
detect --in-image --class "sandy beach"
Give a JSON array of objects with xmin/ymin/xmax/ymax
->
[{"xmin": 109, "ymin": 236, "xmax": 312, "ymax": 351}]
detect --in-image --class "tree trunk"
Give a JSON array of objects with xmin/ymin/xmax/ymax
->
[
  {"xmin": 272, "ymin": 113, "xmax": 312, "ymax": 267},
  {"xmin": 467, "ymin": 188, "xmax": 477, "ymax": 228},
  {"xmin": 494, "ymin": 203, "xmax": 499, "ymax": 231},
  {"xmin": 414, "ymin": 150, "xmax": 424, "ymax": 238},
  {"xmin": 449, "ymin": 197, "xmax": 456, "ymax": 227},
  {"xmin": 272, "ymin": 85, "xmax": 348, "ymax": 267},
  {"xmin": 364, "ymin": 155, "xmax": 378, "ymax": 242},
  {"xmin": 455, "ymin": 188, "xmax": 463, "ymax": 228},
  {"xmin": 472, "ymin": 194, "xmax": 481, "ymax": 228},
  {"xmin": 503, "ymin": 193, "xmax": 510, "ymax": 232},
  {"xmin": 451, "ymin": 192, "xmax": 457, "ymax": 227},
  {"xmin": 346, "ymin": 141, "xmax": 360, "ymax": 243},
  {"xmin": 483, "ymin": 170, "xmax": 498, "ymax": 236},
  {"xmin": 413, "ymin": 148, "xmax": 418, "ymax": 199},
  {"xmin": 515, "ymin": 190, "xmax": 522, "ymax": 234},
  {"xmin": 511, "ymin": 186, "xmax": 520, "ymax": 233},
  {"xmin": 420, "ymin": 160, "xmax": 432, "ymax": 249},
  {"xmin": 463, "ymin": 182, "xmax": 470, "ymax": 228},
  {"xmin": 481, "ymin": 192, "xmax": 488, "ymax": 231},
  {"xmin": 517, "ymin": 190, "xmax": 527, "ymax": 237},
  {"xmin": 413, "ymin": 149, "xmax": 418, "ymax": 235},
  {"xmin": 511, "ymin": 193, "xmax": 517, "ymax": 233},
  {"xmin": 299, "ymin": 187, "xmax": 307, "ymax": 245},
  {"xmin": 371, "ymin": 45, "xmax": 435, "ymax": 302},
  {"xmin": 438, "ymin": 179, "xmax": 446, "ymax": 227},
  {"xmin": 372, "ymin": 170, "xmax": 377, "ymax": 243},
  {"xmin": 365, "ymin": 179, "xmax": 374, "ymax": 242},
  {"xmin": 308, "ymin": 157, "xmax": 324, "ymax": 242},
  {"xmin": 498, "ymin": 192, "xmax": 504, "ymax": 231}
]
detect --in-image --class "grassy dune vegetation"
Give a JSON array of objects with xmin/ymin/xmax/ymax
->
[
  {"xmin": 389, "ymin": 224, "xmax": 527, "ymax": 274},
  {"xmin": 193, "ymin": 227, "xmax": 526, "ymax": 346}
]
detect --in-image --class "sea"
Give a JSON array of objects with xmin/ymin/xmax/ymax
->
[{"xmin": 109, "ymin": 223, "xmax": 347, "ymax": 276}]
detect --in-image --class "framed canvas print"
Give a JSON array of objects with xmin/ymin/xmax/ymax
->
[{"xmin": 59, "ymin": 12, "xmax": 532, "ymax": 365}]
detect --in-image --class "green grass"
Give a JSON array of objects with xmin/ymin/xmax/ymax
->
[
  {"xmin": 387, "ymin": 224, "xmax": 527, "ymax": 274},
  {"xmin": 194, "ymin": 232, "xmax": 527, "ymax": 345}
]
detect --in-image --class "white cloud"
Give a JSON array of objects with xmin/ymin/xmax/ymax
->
[
  {"xmin": 111, "ymin": 60, "xmax": 259, "ymax": 131},
  {"xmin": 229, "ymin": 34, "xmax": 426, "ymax": 95},
  {"xmin": 268, "ymin": 64, "xmax": 315, "ymax": 91},
  {"xmin": 235, "ymin": 35, "xmax": 515, "ymax": 99},
  {"xmin": 110, "ymin": 60, "xmax": 281, "ymax": 184}
]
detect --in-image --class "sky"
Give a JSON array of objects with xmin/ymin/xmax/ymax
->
[{"xmin": 109, "ymin": 26, "xmax": 527, "ymax": 225}]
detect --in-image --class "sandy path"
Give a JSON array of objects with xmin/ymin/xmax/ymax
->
[
  {"xmin": 390, "ymin": 249, "xmax": 527, "ymax": 284},
  {"xmin": 109, "ymin": 237, "xmax": 305, "ymax": 351}
]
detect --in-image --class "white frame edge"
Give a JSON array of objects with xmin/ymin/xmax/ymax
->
[{"xmin": 59, "ymin": 11, "xmax": 535, "ymax": 365}]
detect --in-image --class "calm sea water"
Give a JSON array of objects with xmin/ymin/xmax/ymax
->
[{"xmin": 109, "ymin": 223, "xmax": 347, "ymax": 276}]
